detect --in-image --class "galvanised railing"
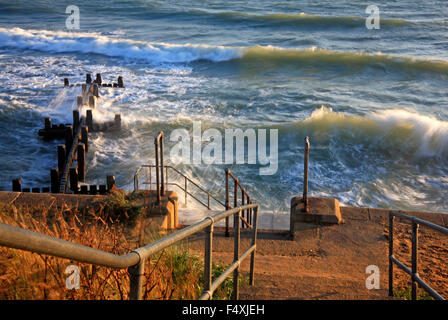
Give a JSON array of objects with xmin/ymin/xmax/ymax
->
[
  {"xmin": 0, "ymin": 203, "xmax": 259, "ymax": 300},
  {"xmin": 389, "ymin": 211, "xmax": 448, "ymax": 300},
  {"xmin": 134, "ymin": 165, "xmax": 225, "ymax": 210}
]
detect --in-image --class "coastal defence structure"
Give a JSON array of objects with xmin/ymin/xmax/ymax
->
[{"xmin": 0, "ymin": 81, "xmax": 447, "ymax": 300}]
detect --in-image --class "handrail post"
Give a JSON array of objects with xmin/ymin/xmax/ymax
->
[
  {"xmin": 155, "ymin": 137, "xmax": 160, "ymax": 203},
  {"xmin": 234, "ymin": 178, "xmax": 238, "ymax": 229},
  {"xmin": 412, "ymin": 221, "xmax": 419, "ymax": 300},
  {"xmin": 128, "ymin": 260, "xmax": 145, "ymax": 300},
  {"xmin": 388, "ymin": 214, "xmax": 395, "ymax": 297},
  {"xmin": 160, "ymin": 133, "xmax": 165, "ymax": 196},
  {"xmin": 185, "ymin": 176, "xmax": 188, "ymax": 206},
  {"xmin": 225, "ymin": 169, "xmax": 230, "ymax": 237},
  {"xmin": 303, "ymin": 136, "xmax": 310, "ymax": 213},
  {"xmin": 241, "ymin": 189, "xmax": 245, "ymax": 229},
  {"xmin": 249, "ymin": 205, "xmax": 258, "ymax": 285},
  {"xmin": 203, "ymin": 223, "xmax": 213, "ymax": 299},
  {"xmin": 232, "ymin": 209, "xmax": 241, "ymax": 300}
]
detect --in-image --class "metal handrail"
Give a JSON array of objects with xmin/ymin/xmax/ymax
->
[
  {"xmin": 134, "ymin": 165, "xmax": 226, "ymax": 209},
  {"xmin": 225, "ymin": 168, "xmax": 254, "ymax": 236},
  {"xmin": 154, "ymin": 131, "xmax": 164, "ymax": 203},
  {"xmin": 388, "ymin": 211, "xmax": 448, "ymax": 300},
  {"xmin": 0, "ymin": 203, "xmax": 259, "ymax": 300}
]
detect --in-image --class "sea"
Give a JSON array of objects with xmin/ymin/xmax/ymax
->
[{"xmin": 1, "ymin": 1, "xmax": 448, "ymax": 226}]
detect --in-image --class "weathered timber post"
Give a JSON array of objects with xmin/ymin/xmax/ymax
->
[
  {"xmin": 32, "ymin": 187, "xmax": 40, "ymax": 193},
  {"xmin": 80, "ymin": 185, "xmax": 88, "ymax": 194},
  {"xmin": 50, "ymin": 169, "xmax": 59, "ymax": 193},
  {"xmin": 22, "ymin": 188, "xmax": 30, "ymax": 192},
  {"xmin": 77, "ymin": 143, "xmax": 85, "ymax": 181},
  {"xmin": 57, "ymin": 145, "xmax": 66, "ymax": 174},
  {"xmin": 114, "ymin": 114, "xmax": 121, "ymax": 130},
  {"xmin": 303, "ymin": 136, "xmax": 310, "ymax": 213},
  {"xmin": 118, "ymin": 76, "xmax": 124, "ymax": 88},
  {"xmin": 86, "ymin": 73, "xmax": 92, "ymax": 84},
  {"xmin": 12, "ymin": 178, "xmax": 21, "ymax": 192},
  {"xmin": 93, "ymin": 83, "xmax": 99, "ymax": 97},
  {"xmin": 89, "ymin": 185, "xmax": 97, "ymax": 195},
  {"xmin": 99, "ymin": 185, "xmax": 107, "ymax": 195},
  {"xmin": 89, "ymin": 95, "xmax": 96, "ymax": 108},
  {"xmin": 45, "ymin": 117, "xmax": 51, "ymax": 130},
  {"xmin": 107, "ymin": 175, "xmax": 116, "ymax": 191},
  {"xmin": 82, "ymin": 84, "xmax": 87, "ymax": 96},
  {"xmin": 86, "ymin": 110, "xmax": 93, "ymax": 131},
  {"xmin": 81, "ymin": 125, "xmax": 88, "ymax": 152},
  {"xmin": 69, "ymin": 168, "xmax": 78, "ymax": 194},
  {"xmin": 64, "ymin": 78, "xmax": 69, "ymax": 86},
  {"xmin": 65, "ymin": 126, "xmax": 73, "ymax": 154},
  {"xmin": 42, "ymin": 187, "xmax": 50, "ymax": 193},
  {"xmin": 73, "ymin": 110, "xmax": 80, "ymax": 132},
  {"xmin": 232, "ymin": 209, "xmax": 241, "ymax": 300},
  {"xmin": 77, "ymin": 96, "xmax": 83, "ymax": 108},
  {"xmin": 95, "ymin": 73, "xmax": 102, "ymax": 86}
]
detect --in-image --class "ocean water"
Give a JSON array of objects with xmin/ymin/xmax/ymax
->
[{"xmin": 1, "ymin": 1, "xmax": 448, "ymax": 221}]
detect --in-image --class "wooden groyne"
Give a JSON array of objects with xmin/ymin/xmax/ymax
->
[{"xmin": 12, "ymin": 73, "xmax": 125, "ymax": 195}]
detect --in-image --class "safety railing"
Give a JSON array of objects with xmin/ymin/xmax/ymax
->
[
  {"xmin": 134, "ymin": 165, "xmax": 225, "ymax": 210},
  {"xmin": 0, "ymin": 203, "xmax": 259, "ymax": 300},
  {"xmin": 225, "ymin": 169, "xmax": 254, "ymax": 237},
  {"xmin": 388, "ymin": 211, "xmax": 448, "ymax": 300},
  {"xmin": 154, "ymin": 131, "xmax": 164, "ymax": 204}
]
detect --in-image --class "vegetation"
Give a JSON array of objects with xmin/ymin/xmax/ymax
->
[
  {"xmin": 0, "ymin": 190, "xmax": 240, "ymax": 300},
  {"xmin": 393, "ymin": 287, "xmax": 435, "ymax": 300}
]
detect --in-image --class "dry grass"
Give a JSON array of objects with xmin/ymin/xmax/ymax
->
[{"xmin": 0, "ymin": 191, "xmax": 206, "ymax": 300}]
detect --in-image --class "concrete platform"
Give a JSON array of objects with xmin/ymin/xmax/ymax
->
[{"xmin": 290, "ymin": 197, "xmax": 343, "ymax": 236}]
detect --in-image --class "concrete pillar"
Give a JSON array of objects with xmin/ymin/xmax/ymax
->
[
  {"xmin": 77, "ymin": 143, "xmax": 85, "ymax": 182},
  {"xmin": 12, "ymin": 178, "xmax": 21, "ymax": 192}
]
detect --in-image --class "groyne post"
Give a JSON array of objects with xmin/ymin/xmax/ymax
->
[
  {"xmin": 303, "ymin": 136, "xmax": 310, "ymax": 213},
  {"xmin": 12, "ymin": 178, "xmax": 21, "ymax": 192},
  {"xmin": 50, "ymin": 169, "xmax": 59, "ymax": 193},
  {"xmin": 77, "ymin": 143, "xmax": 85, "ymax": 181},
  {"xmin": 57, "ymin": 145, "xmax": 66, "ymax": 174}
]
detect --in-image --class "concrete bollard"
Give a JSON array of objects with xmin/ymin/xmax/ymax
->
[
  {"xmin": 89, "ymin": 185, "xmax": 97, "ymax": 195},
  {"xmin": 73, "ymin": 110, "xmax": 80, "ymax": 132},
  {"xmin": 45, "ymin": 117, "xmax": 51, "ymax": 130},
  {"xmin": 89, "ymin": 95, "xmax": 96, "ymax": 108},
  {"xmin": 77, "ymin": 143, "xmax": 85, "ymax": 181},
  {"xmin": 65, "ymin": 125, "xmax": 73, "ymax": 152},
  {"xmin": 81, "ymin": 125, "xmax": 88, "ymax": 153},
  {"xmin": 12, "ymin": 178, "xmax": 21, "ymax": 192},
  {"xmin": 107, "ymin": 175, "xmax": 116, "ymax": 191},
  {"xmin": 86, "ymin": 73, "xmax": 92, "ymax": 84},
  {"xmin": 69, "ymin": 168, "xmax": 78, "ymax": 194},
  {"xmin": 86, "ymin": 110, "xmax": 93, "ymax": 131},
  {"xmin": 117, "ymin": 76, "xmax": 124, "ymax": 88},
  {"xmin": 51, "ymin": 169, "xmax": 59, "ymax": 193},
  {"xmin": 114, "ymin": 114, "xmax": 121, "ymax": 130},
  {"xmin": 95, "ymin": 73, "xmax": 102, "ymax": 86},
  {"xmin": 57, "ymin": 144, "xmax": 66, "ymax": 174},
  {"xmin": 64, "ymin": 78, "xmax": 69, "ymax": 86}
]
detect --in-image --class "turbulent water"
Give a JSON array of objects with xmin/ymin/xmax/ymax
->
[{"xmin": 1, "ymin": 1, "xmax": 448, "ymax": 223}]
